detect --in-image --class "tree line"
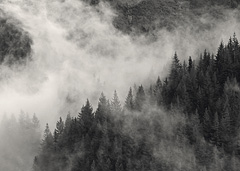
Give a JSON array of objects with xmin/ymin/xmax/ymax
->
[{"xmin": 33, "ymin": 34, "xmax": 240, "ymax": 171}]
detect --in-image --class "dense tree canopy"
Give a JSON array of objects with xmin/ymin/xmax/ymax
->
[
  {"xmin": 0, "ymin": 18, "xmax": 32, "ymax": 65},
  {"xmin": 83, "ymin": 0, "xmax": 240, "ymax": 34},
  {"xmin": 33, "ymin": 34, "xmax": 240, "ymax": 171}
]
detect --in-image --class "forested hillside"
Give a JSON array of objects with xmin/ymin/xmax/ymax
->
[
  {"xmin": 0, "ymin": 16, "xmax": 32, "ymax": 65},
  {"xmin": 1, "ymin": 0, "xmax": 240, "ymax": 170},
  {"xmin": 83, "ymin": 0, "xmax": 240, "ymax": 34},
  {"xmin": 33, "ymin": 34, "xmax": 240, "ymax": 171}
]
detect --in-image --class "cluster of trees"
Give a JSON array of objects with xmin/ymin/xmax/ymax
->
[
  {"xmin": 155, "ymin": 33, "xmax": 240, "ymax": 154},
  {"xmin": 33, "ymin": 34, "xmax": 240, "ymax": 170},
  {"xmin": 0, "ymin": 112, "xmax": 41, "ymax": 171},
  {"xmin": 33, "ymin": 92, "xmax": 159, "ymax": 171},
  {"xmin": 0, "ymin": 18, "xmax": 32, "ymax": 65},
  {"xmin": 33, "ymin": 92, "xmax": 209, "ymax": 171}
]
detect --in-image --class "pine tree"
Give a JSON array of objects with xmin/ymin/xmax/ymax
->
[
  {"xmin": 154, "ymin": 76, "xmax": 163, "ymax": 106},
  {"xmin": 79, "ymin": 99, "xmax": 94, "ymax": 135},
  {"xmin": 95, "ymin": 93, "xmax": 109, "ymax": 124},
  {"xmin": 169, "ymin": 52, "xmax": 181, "ymax": 82},
  {"xmin": 111, "ymin": 90, "xmax": 122, "ymax": 115},
  {"xmin": 188, "ymin": 56, "xmax": 193, "ymax": 73},
  {"xmin": 135, "ymin": 85, "xmax": 146, "ymax": 111},
  {"xmin": 148, "ymin": 85, "xmax": 155, "ymax": 105},
  {"xmin": 54, "ymin": 117, "xmax": 64, "ymax": 142},
  {"xmin": 65, "ymin": 113, "xmax": 72, "ymax": 132},
  {"xmin": 125, "ymin": 87, "xmax": 134, "ymax": 111},
  {"xmin": 42, "ymin": 123, "xmax": 54, "ymax": 151},
  {"xmin": 168, "ymin": 52, "xmax": 182, "ymax": 105},
  {"xmin": 32, "ymin": 114, "xmax": 40, "ymax": 129}
]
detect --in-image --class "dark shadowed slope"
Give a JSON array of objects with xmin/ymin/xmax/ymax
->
[
  {"xmin": 0, "ymin": 13, "xmax": 32, "ymax": 65},
  {"xmin": 83, "ymin": 0, "xmax": 240, "ymax": 35}
]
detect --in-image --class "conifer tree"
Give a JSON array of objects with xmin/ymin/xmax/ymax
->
[
  {"xmin": 32, "ymin": 113, "xmax": 40, "ymax": 129},
  {"xmin": 154, "ymin": 77, "xmax": 163, "ymax": 106},
  {"xmin": 148, "ymin": 85, "xmax": 155, "ymax": 105},
  {"xmin": 65, "ymin": 113, "xmax": 72, "ymax": 132},
  {"xmin": 95, "ymin": 93, "xmax": 109, "ymax": 124},
  {"xmin": 188, "ymin": 56, "xmax": 193, "ymax": 73},
  {"xmin": 56, "ymin": 117, "xmax": 64, "ymax": 134},
  {"xmin": 42, "ymin": 123, "xmax": 54, "ymax": 150},
  {"xmin": 135, "ymin": 85, "xmax": 146, "ymax": 111},
  {"xmin": 125, "ymin": 87, "xmax": 134, "ymax": 111},
  {"xmin": 111, "ymin": 90, "xmax": 122, "ymax": 115},
  {"xmin": 169, "ymin": 52, "xmax": 181, "ymax": 82},
  {"xmin": 78, "ymin": 99, "xmax": 94, "ymax": 135}
]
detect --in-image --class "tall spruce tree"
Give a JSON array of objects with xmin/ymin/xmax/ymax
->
[
  {"xmin": 135, "ymin": 85, "xmax": 146, "ymax": 111},
  {"xmin": 125, "ymin": 87, "xmax": 134, "ymax": 111},
  {"xmin": 78, "ymin": 99, "xmax": 94, "ymax": 135},
  {"xmin": 111, "ymin": 90, "xmax": 122, "ymax": 115}
]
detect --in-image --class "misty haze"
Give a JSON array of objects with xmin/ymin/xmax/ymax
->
[{"xmin": 1, "ymin": 0, "xmax": 240, "ymax": 170}]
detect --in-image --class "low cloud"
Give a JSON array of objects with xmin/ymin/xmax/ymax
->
[{"xmin": 0, "ymin": 0, "xmax": 239, "ymax": 128}]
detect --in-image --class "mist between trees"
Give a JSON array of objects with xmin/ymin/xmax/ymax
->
[
  {"xmin": 1, "ymin": 0, "xmax": 240, "ymax": 170},
  {"xmin": 30, "ymin": 34, "xmax": 240, "ymax": 171},
  {"xmin": 0, "ymin": 112, "xmax": 41, "ymax": 171},
  {"xmin": 1, "ymin": 34, "xmax": 240, "ymax": 171}
]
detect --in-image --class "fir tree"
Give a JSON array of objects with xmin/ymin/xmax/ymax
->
[
  {"xmin": 125, "ymin": 87, "xmax": 134, "ymax": 111},
  {"xmin": 78, "ymin": 99, "xmax": 94, "ymax": 135},
  {"xmin": 111, "ymin": 90, "xmax": 122, "ymax": 115},
  {"xmin": 135, "ymin": 85, "xmax": 146, "ymax": 111}
]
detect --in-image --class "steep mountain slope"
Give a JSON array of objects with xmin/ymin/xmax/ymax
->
[
  {"xmin": 33, "ymin": 34, "xmax": 240, "ymax": 171},
  {"xmin": 83, "ymin": 0, "xmax": 240, "ymax": 35}
]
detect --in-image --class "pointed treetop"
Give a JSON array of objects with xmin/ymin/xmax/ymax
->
[
  {"xmin": 113, "ymin": 90, "xmax": 119, "ymax": 102},
  {"xmin": 111, "ymin": 90, "xmax": 122, "ymax": 113},
  {"xmin": 156, "ymin": 76, "xmax": 162, "ymax": 87},
  {"xmin": 99, "ymin": 92, "xmax": 107, "ymax": 105},
  {"xmin": 56, "ymin": 117, "xmax": 64, "ymax": 135},
  {"xmin": 32, "ymin": 113, "xmax": 40, "ymax": 129},
  {"xmin": 85, "ymin": 99, "xmax": 91, "ymax": 108},
  {"xmin": 125, "ymin": 87, "xmax": 134, "ymax": 110},
  {"xmin": 79, "ymin": 99, "xmax": 93, "ymax": 118},
  {"xmin": 188, "ymin": 56, "xmax": 193, "ymax": 72},
  {"xmin": 135, "ymin": 85, "xmax": 146, "ymax": 111},
  {"xmin": 173, "ymin": 52, "xmax": 180, "ymax": 64},
  {"xmin": 44, "ymin": 123, "xmax": 51, "ymax": 138}
]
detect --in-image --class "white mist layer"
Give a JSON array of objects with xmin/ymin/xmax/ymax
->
[{"xmin": 0, "ymin": 0, "xmax": 239, "ymax": 126}]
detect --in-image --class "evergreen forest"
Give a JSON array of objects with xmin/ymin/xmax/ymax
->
[{"xmin": 32, "ymin": 34, "xmax": 240, "ymax": 171}]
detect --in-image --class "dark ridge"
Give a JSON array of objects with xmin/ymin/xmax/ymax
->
[
  {"xmin": 0, "ymin": 17, "xmax": 33, "ymax": 65},
  {"xmin": 81, "ymin": 0, "xmax": 240, "ymax": 35}
]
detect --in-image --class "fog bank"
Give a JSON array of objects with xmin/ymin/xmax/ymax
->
[{"xmin": 0, "ymin": 0, "xmax": 239, "ymax": 126}]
